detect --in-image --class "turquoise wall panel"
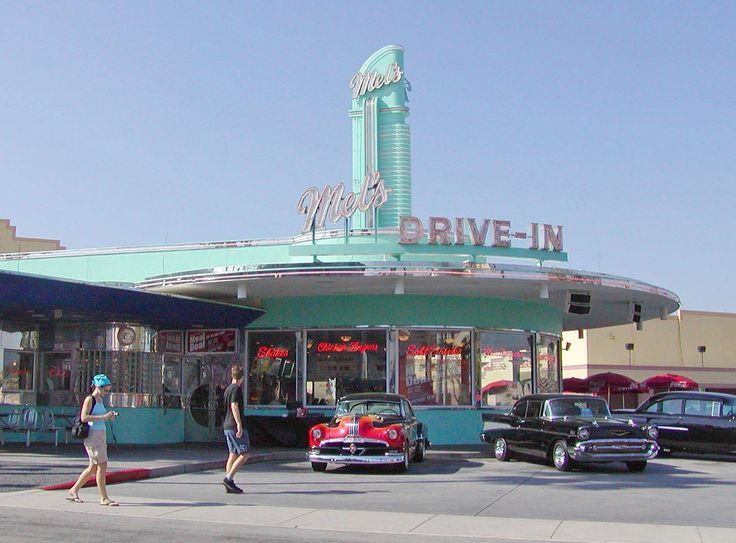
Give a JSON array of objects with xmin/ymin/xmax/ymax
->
[
  {"xmin": 252, "ymin": 295, "xmax": 561, "ymax": 334},
  {"xmin": 109, "ymin": 408, "xmax": 184, "ymax": 444},
  {"xmin": 415, "ymin": 409, "xmax": 484, "ymax": 446}
]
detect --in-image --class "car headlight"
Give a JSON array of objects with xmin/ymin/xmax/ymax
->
[
  {"xmin": 311, "ymin": 428, "xmax": 323, "ymax": 440},
  {"xmin": 646, "ymin": 425, "xmax": 658, "ymax": 440},
  {"xmin": 577, "ymin": 426, "xmax": 590, "ymax": 440},
  {"xmin": 387, "ymin": 428, "xmax": 398, "ymax": 440}
]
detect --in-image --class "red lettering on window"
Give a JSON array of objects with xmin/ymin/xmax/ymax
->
[
  {"xmin": 256, "ymin": 346, "xmax": 290, "ymax": 358},
  {"xmin": 406, "ymin": 345, "xmax": 463, "ymax": 356},
  {"xmin": 316, "ymin": 342, "xmax": 379, "ymax": 353}
]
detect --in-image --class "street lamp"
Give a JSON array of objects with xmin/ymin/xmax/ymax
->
[
  {"xmin": 625, "ymin": 343, "xmax": 635, "ymax": 365},
  {"xmin": 697, "ymin": 345, "xmax": 706, "ymax": 367}
]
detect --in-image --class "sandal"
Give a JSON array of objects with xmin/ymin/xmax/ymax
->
[
  {"xmin": 100, "ymin": 498, "xmax": 119, "ymax": 506},
  {"xmin": 65, "ymin": 492, "xmax": 83, "ymax": 503}
]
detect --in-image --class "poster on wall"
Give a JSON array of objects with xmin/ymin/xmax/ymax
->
[
  {"xmin": 186, "ymin": 329, "xmax": 237, "ymax": 353},
  {"xmin": 156, "ymin": 331, "xmax": 184, "ymax": 354}
]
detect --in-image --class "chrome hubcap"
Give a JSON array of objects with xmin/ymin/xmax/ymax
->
[
  {"xmin": 495, "ymin": 439, "xmax": 506, "ymax": 457},
  {"xmin": 554, "ymin": 445, "xmax": 566, "ymax": 466}
]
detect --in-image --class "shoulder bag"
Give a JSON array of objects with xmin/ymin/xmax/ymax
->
[{"xmin": 70, "ymin": 396, "xmax": 96, "ymax": 439}]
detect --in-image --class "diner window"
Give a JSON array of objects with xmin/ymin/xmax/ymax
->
[
  {"xmin": 42, "ymin": 352, "xmax": 72, "ymax": 391},
  {"xmin": 248, "ymin": 331, "xmax": 297, "ymax": 406},
  {"xmin": 306, "ymin": 329, "xmax": 387, "ymax": 405},
  {"xmin": 478, "ymin": 331, "xmax": 533, "ymax": 406},
  {"xmin": 536, "ymin": 335, "xmax": 560, "ymax": 393},
  {"xmin": 399, "ymin": 329, "xmax": 471, "ymax": 406},
  {"xmin": 0, "ymin": 350, "xmax": 34, "ymax": 390}
]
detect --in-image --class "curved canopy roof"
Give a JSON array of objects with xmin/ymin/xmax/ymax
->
[{"xmin": 138, "ymin": 260, "xmax": 679, "ymax": 331}]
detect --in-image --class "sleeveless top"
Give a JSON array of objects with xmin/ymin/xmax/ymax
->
[{"xmin": 88, "ymin": 397, "xmax": 107, "ymax": 431}]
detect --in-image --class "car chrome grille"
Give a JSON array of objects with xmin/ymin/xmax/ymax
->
[
  {"xmin": 346, "ymin": 416, "xmax": 360, "ymax": 437},
  {"xmin": 586, "ymin": 440, "xmax": 649, "ymax": 455}
]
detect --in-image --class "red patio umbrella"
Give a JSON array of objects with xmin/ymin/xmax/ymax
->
[
  {"xmin": 562, "ymin": 377, "xmax": 589, "ymax": 393},
  {"xmin": 641, "ymin": 373, "xmax": 698, "ymax": 390},
  {"xmin": 585, "ymin": 372, "xmax": 640, "ymax": 392}
]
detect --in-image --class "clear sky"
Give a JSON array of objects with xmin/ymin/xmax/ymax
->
[{"xmin": 1, "ymin": 2, "xmax": 734, "ymax": 312}]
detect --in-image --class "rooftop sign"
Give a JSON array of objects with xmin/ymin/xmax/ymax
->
[
  {"xmin": 296, "ymin": 171, "xmax": 392, "ymax": 233},
  {"xmin": 350, "ymin": 62, "xmax": 403, "ymax": 99},
  {"xmin": 399, "ymin": 216, "xmax": 564, "ymax": 252}
]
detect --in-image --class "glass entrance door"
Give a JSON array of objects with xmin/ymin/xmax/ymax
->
[{"xmin": 182, "ymin": 356, "xmax": 234, "ymax": 441}]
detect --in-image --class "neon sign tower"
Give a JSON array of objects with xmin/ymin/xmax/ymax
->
[{"xmin": 350, "ymin": 45, "xmax": 411, "ymax": 229}]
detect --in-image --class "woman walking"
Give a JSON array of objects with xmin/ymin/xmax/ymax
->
[{"xmin": 66, "ymin": 374, "xmax": 119, "ymax": 506}]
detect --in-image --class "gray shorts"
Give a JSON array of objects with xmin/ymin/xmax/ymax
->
[{"xmin": 224, "ymin": 429, "xmax": 250, "ymax": 455}]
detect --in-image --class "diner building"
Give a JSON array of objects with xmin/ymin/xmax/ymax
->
[{"xmin": 0, "ymin": 46, "xmax": 680, "ymax": 445}]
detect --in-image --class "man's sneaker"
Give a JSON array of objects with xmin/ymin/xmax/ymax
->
[{"xmin": 222, "ymin": 478, "xmax": 243, "ymax": 494}]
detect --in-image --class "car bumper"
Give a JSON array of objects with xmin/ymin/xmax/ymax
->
[
  {"xmin": 569, "ymin": 439, "xmax": 659, "ymax": 462},
  {"xmin": 307, "ymin": 450, "xmax": 406, "ymax": 465}
]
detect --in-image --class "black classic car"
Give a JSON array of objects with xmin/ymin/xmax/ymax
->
[
  {"xmin": 613, "ymin": 391, "xmax": 736, "ymax": 456},
  {"xmin": 481, "ymin": 394, "xmax": 659, "ymax": 471},
  {"xmin": 307, "ymin": 393, "xmax": 430, "ymax": 472}
]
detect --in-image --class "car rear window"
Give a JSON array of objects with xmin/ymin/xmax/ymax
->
[{"xmin": 684, "ymin": 399, "xmax": 722, "ymax": 417}]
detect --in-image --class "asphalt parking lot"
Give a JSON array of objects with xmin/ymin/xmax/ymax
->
[{"xmin": 123, "ymin": 453, "xmax": 736, "ymax": 528}]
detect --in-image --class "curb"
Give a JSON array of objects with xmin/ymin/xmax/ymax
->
[{"xmin": 41, "ymin": 450, "xmax": 304, "ymax": 491}]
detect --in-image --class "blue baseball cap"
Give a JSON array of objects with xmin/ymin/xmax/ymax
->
[{"xmin": 92, "ymin": 374, "xmax": 112, "ymax": 387}]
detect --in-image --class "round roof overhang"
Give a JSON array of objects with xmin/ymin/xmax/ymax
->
[{"xmin": 137, "ymin": 261, "xmax": 679, "ymax": 331}]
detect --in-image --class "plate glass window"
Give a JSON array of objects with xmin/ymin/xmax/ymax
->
[
  {"xmin": 536, "ymin": 335, "xmax": 560, "ymax": 393},
  {"xmin": 0, "ymin": 350, "xmax": 34, "ymax": 390},
  {"xmin": 248, "ymin": 331, "xmax": 297, "ymax": 406},
  {"xmin": 399, "ymin": 329, "xmax": 471, "ymax": 406},
  {"xmin": 306, "ymin": 330, "xmax": 387, "ymax": 406},
  {"xmin": 478, "ymin": 331, "xmax": 533, "ymax": 406}
]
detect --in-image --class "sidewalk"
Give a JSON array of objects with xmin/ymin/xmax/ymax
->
[
  {"xmin": 0, "ymin": 486, "xmax": 733, "ymax": 543},
  {"xmin": 0, "ymin": 442, "xmax": 486, "ymax": 492},
  {"xmin": 0, "ymin": 442, "xmax": 304, "ymax": 492}
]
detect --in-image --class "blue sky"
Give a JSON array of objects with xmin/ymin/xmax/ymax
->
[{"xmin": 1, "ymin": 2, "xmax": 734, "ymax": 312}]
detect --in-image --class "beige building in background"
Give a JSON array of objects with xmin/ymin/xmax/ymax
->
[
  {"xmin": 562, "ymin": 310, "xmax": 736, "ymax": 402},
  {"xmin": 0, "ymin": 219, "xmax": 64, "ymax": 253}
]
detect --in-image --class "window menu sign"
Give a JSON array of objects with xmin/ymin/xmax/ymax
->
[
  {"xmin": 186, "ymin": 329, "xmax": 237, "ymax": 353},
  {"xmin": 156, "ymin": 331, "xmax": 184, "ymax": 354}
]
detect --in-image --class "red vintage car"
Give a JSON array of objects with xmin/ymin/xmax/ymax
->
[{"xmin": 307, "ymin": 393, "xmax": 429, "ymax": 472}]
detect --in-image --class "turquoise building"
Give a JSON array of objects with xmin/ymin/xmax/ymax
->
[{"xmin": 0, "ymin": 46, "xmax": 679, "ymax": 446}]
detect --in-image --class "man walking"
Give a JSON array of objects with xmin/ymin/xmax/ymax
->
[{"xmin": 222, "ymin": 365, "xmax": 250, "ymax": 493}]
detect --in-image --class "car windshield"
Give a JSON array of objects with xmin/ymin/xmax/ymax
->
[
  {"xmin": 335, "ymin": 400, "xmax": 402, "ymax": 417},
  {"xmin": 546, "ymin": 398, "xmax": 611, "ymax": 418}
]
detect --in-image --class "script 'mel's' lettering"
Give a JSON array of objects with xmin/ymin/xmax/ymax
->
[
  {"xmin": 350, "ymin": 63, "xmax": 403, "ymax": 99},
  {"xmin": 296, "ymin": 171, "xmax": 391, "ymax": 233}
]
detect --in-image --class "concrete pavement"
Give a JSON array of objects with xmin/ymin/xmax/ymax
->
[
  {"xmin": 0, "ymin": 485, "xmax": 734, "ymax": 543},
  {"xmin": 1, "ymin": 444, "xmax": 735, "ymax": 542}
]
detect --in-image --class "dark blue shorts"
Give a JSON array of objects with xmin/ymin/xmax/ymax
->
[{"xmin": 224, "ymin": 429, "xmax": 250, "ymax": 455}]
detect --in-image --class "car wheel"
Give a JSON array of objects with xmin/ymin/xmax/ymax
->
[
  {"xmin": 413, "ymin": 440, "xmax": 426, "ymax": 463},
  {"xmin": 626, "ymin": 461, "xmax": 647, "ymax": 472},
  {"xmin": 552, "ymin": 440, "xmax": 573, "ymax": 472},
  {"xmin": 395, "ymin": 449, "xmax": 410, "ymax": 473},
  {"xmin": 494, "ymin": 437, "xmax": 511, "ymax": 462},
  {"xmin": 311, "ymin": 462, "xmax": 327, "ymax": 472}
]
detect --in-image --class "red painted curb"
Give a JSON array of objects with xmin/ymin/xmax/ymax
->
[{"xmin": 41, "ymin": 468, "xmax": 152, "ymax": 491}]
